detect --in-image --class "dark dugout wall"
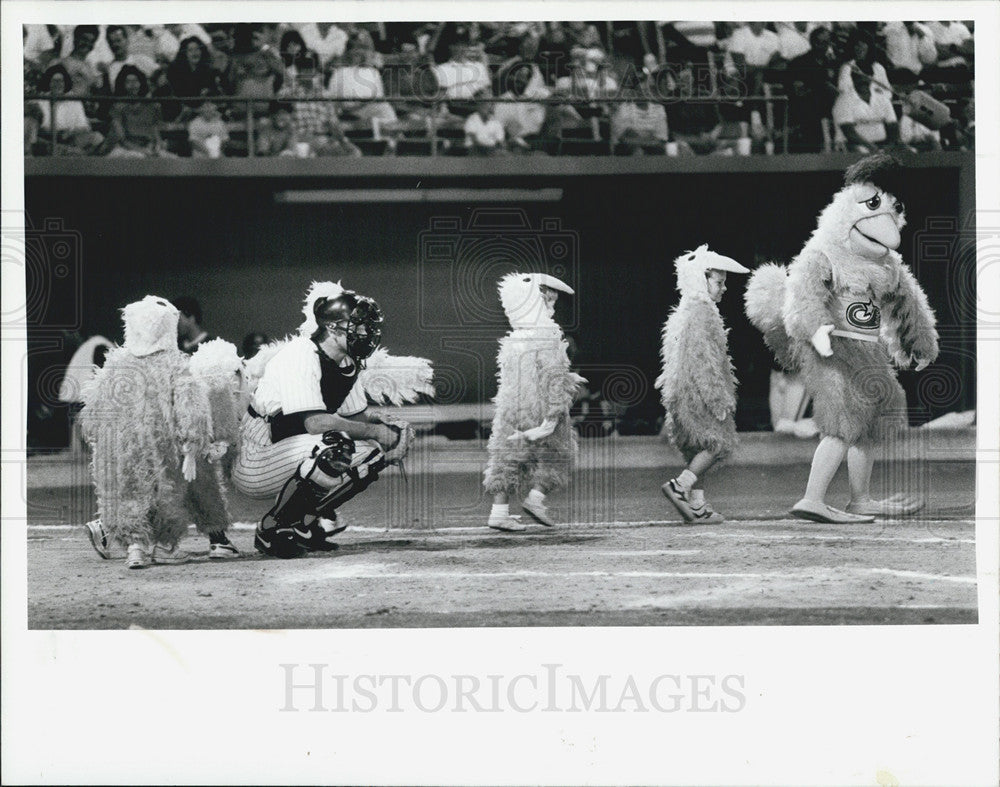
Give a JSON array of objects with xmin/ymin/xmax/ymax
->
[{"xmin": 24, "ymin": 161, "xmax": 974, "ymax": 447}]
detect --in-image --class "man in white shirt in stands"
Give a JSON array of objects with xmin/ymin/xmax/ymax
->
[
  {"xmin": 882, "ymin": 21, "xmax": 937, "ymax": 85},
  {"xmin": 434, "ymin": 44, "xmax": 492, "ymax": 101},
  {"xmin": 296, "ymin": 22, "xmax": 349, "ymax": 69},
  {"xmin": 464, "ymin": 94, "xmax": 506, "ymax": 154}
]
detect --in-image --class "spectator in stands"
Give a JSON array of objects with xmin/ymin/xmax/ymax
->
[
  {"xmin": 664, "ymin": 62, "xmax": 726, "ymax": 155},
  {"xmin": 127, "ymin": 25, "xmax": 181, "ymax": 67},
  {"xmin": 832, "ymin": 31, "xmax": 900, "ymax": 153},
  {"xmin": 882, "ymin": 21, "xmax": 937, "ymax": 86},
  {"xmin": 922, "ymin": 20, "xmax": 973, "ymax": 82},
  {"xmin": 254, "ymin": 104, "xmax": 297, "ymax": 157},
  {"xmin": 554, "ymin": 47, "xmax": 619, "ymax": 100},
  {"xmin": 724, "ymin": 22, "xmax": 781, "ymax": 69},
  {"xmin": 98, "ymin": 25, "xmax": 157, "ymax": 88},
  {"xmin": 150, "ymin": 66, "xmax": 181, "ymax": 122},
  {"xmin": 57, "ymin": 25, "xmax": 101, "ymax": 99},
  {"xmin": 106, "ymin": 65, "xmax": 169, "ymax": 157},
  {"xmin": 464, "ymin": 93, "xmax": 506, "ymax": 155},
  {"xmin": 295, "ymin": 22, "xmax": 349, "ymax": 70},
  {"xmin": 207, "ymin": 25, "xmax": 238, "ymax": 95},
  {"xmin": 611, "ymin": 81, "xmax": 668, "ymax": 154},
  {"xmin": 23, "ymin": 24, "xmax": 64, "ymax": 70},
  {"xmin": 167, "ymin": 36, "xmax": 221, "ymax": 120},
  {"xmin": 284, "ymin": 56, "xmax": 362, "ymax": 157},
  {"xmin": 231, "ymin": 24, "xmax": 285, "ymax": 117},
  {"xmin": 279, "ymin": 29, "xmax": 315, "ymax": 80},
  {"xmin": 188, "ymin": 100, "xmax": 230, "ymax": 157},
  {"xmin": 35, "ymin": 65, "xmax": 104, "ymax": 155},
  {"xmin": 536, "ymin": 23, "xmax": 576, "ymax": 85},
  {"xmin": 325, "ymin": 35, "xmax": 398, "ymax": 124},
  {"xmin": 493, "ymin": 57, "xmax": 552, "ymax": 150},
  {"xmin": 784, "ymin": 26, "xmax": 839, "ymax": 152},
  {"xmin": 776, "ymin": 22, "xmax": 813, "ymax": 62},
  {"xmin": 433, "ymin": 43, "xmax": 492, "ymax": 108}
]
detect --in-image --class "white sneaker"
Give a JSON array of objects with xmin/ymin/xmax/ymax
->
[
  {"xmin": 522, "ymin": 498, "xmax": 555, "ymax": 527},
  {"xmin": 125, "ymin": 543, "xmax": 151, "ymax": 569},
  {"xmin": 208, "ymin": 541, "xmax": 240, "ymax": 559},
  {"xmin": 151, "ymin": 544, "xmax": 194, "ymax": 565},
  {"xmin": 488, "ymin": 515, "xmax": 527, "ymax": 533},
  {"xmin": 85, "ymin": 519, "xmax": 111, "ymax": 559}
]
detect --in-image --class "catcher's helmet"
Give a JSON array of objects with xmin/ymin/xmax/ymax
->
[{"xmin": 314, "ymin": 291, "xmax": 384, "ymax": 362}]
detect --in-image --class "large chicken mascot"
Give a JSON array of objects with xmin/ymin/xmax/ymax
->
[{"xmin": 745, "ymin": 153, "xmax": 938, "ymax": 523}]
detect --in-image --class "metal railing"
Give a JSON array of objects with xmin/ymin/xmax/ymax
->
[{"xmin": 25, "ymin": 92, "xmax": 795, "ymax": 157}]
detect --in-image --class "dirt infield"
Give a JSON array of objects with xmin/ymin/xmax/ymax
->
[{"xmin": 26, "ymin": 463, "xmax": 977, "ymax": 629}]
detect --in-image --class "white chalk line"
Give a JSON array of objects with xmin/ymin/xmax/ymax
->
[
  {"xmin": 280, "ymin": 565, "xmax": 977, "ymax": 585},
  {"xmin": 870, "ymin": 568, "xmax": 977, "ymax": 584}
]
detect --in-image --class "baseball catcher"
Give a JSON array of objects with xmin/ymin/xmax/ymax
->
[{"xmin": 233, "ymin": 281, "xmax": 432, "ymax": 557}]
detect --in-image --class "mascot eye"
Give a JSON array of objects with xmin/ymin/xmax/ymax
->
[
  {"xmin": 893, "ymin": 200, "xmax": 904, "ymax": 214},
  {"xmin": 522, "ymin": 277, "xmax": 531, "ymax": 283},
  {"xmin": 864, "ymin": 194, "xmax": 881, "ymax": 210}
]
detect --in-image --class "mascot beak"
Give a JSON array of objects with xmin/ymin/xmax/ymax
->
[
  {"xmin": 534, "ymin": 273, "xmax": 574, "ymax": 295},
  {"xmin": 852, "ymin": 212, "xmax": 901, "ymax": 254}
]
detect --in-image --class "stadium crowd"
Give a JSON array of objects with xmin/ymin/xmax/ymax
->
[{"xmin": 24, "ymin": 21, "xmax": 975, "ymax": 157}]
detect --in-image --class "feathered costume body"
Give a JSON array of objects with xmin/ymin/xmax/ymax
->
[
  {"xmin": 183, "ymin": 339, "xmax": 246, "ymax": 536},
  {"xmin": 484, "ymin": 273, "xmax": 586, "ymax": 495},
  {"xmin": 655, "ymin": 246, "xmax": 745, "ymax": 463},
  {"xmin": 79, "ymin": 297, "xmax": 213, "ymax": 549},
  {"xmin": 745, "ymin": 156, "xmax": 938, "ymax": 446}
]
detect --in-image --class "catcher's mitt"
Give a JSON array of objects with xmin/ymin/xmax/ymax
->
[{"xmin": 371, "ymin": 414, "xmax": 415, "ymax": 465}]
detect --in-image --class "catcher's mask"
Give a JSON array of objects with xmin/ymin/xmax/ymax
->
[{"xmin": 314, "ymin": 291, "xmax": 384, "ymax": 364}]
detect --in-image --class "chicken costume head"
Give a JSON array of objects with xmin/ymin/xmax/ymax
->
[
  {"xmin": 122, "ymin": 295, "xmax": 179, "ymax": 357},
  {"xmin": 498, "ymin": 272, "xmax": 574, "ymax": 329},
  {"xmin": 817, "ymin": 153, "xmax": 908, "ymax": 262},
  {"xmin": 675, "ymin": 244, "xmax": 750, "ymax": 299}
]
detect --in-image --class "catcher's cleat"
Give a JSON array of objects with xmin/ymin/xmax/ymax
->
[
  {"xmin": 125, "ymin": 543, "xmax": 151, "ymax": 569},
  {"xmin": 254, "ymin": 525, "xmax": 307, "ymax": 559},
  {"xmin": 291, "ymin": 515, "xmax": 346, "ymax": 552},
  {"xmin": 488, "ymin": 515, "xmax": 527, "ymax": 533},
  {"xmin": 84, "ymin": 519, "xmax": 111, "ymax": 559}
]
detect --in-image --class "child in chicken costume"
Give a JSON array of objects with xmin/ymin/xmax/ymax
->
[
  {"xmin": 745, "ymin": 153, "xmax": 938, "ymax": 523},
  {"xmin": 484, "ymin": 273, "xmax": 586, "ymax": 531},
  {"xmin": 656, "ymin": 246, "xmax": 750, "ymax": 524},
  {"xmin": 79, "ymin": 296, "xmax": 223, "ymax": 568},
  {"xmin": 184, "ymin": 338, "xmax": 246, "ymax": 558}
]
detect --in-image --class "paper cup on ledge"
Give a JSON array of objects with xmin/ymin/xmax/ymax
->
[
  {"xmin": 666, "ymin": 141, "xmax": 679, "ymax": 156},
  {"xmin": 736, "ymin": 137, "xmax": 752, "ymax": 156},
  {"xmin": 295, "ymin": 141, "xmax": 311, "ymax": 158},
  {"xmin": 204, "ymin": 135, "xmax": 221, "ymax": 158}
]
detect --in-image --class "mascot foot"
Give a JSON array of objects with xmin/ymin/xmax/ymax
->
[
  {"xmin": 522, "ymin": 499, "xmax": 555, "ymax": 527},
  {"xmin": 488, "ymin": 515, "xmax": 527, "ymax": 533},
  {"xmin": 125, "ymin": 543, "xmax": 151, "ymax": 570},
  {"xmin": 846, "ymin": 494, "xmax": 925, "ymax": 517},
  {"xmin": 790, "ymin": 499, "xmax": 875, "ymax": 524}
]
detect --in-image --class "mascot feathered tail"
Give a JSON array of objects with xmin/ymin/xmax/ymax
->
[{"xmin": 743, "ymin": 262, "xmax": 797, "ymax": 372}]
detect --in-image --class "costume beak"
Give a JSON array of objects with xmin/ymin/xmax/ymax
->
[
  {"xmin": 854, "ymin": 212, "xmax": 901, "ymax": 251},
  {"xmin": 535, "ymin": 273, "xmax": 574, "ymax": 295},
  {"xmin": 704, "ymin": 254, "xmax": 750, "ymax": 275}
]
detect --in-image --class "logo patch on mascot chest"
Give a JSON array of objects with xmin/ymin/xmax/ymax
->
[{"xmin": 846, "ymin": 298, "xmax": 881, "ymax": 330}]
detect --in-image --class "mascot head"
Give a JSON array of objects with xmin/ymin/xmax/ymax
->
[
  {"xmin": 816, "ymin": 152, "xmax": 908, "ymax": 261},
  {"xmin": 121, "ymin": 295, "xmax": 179, "ymax": 357},
  {"xmin": 675, "ymin": 245, "xmax": 749, "ymax": 301},
  {"xmin": 189, "ymin": 338, "xmax": 244, "ymax": 386},
  {"xmin": 498, "ymin": 272, "xmax": 574, "ymax": 329}
]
